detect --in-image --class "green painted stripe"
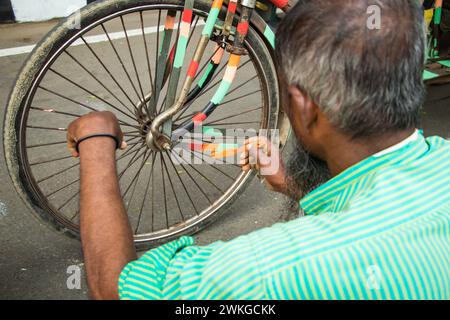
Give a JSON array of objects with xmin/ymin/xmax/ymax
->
[
  {"xmin": 438, "ymin": 60, "xmax": 450, "ymax": 68},
  {"xmin": 159, "ymin": 32, "xmax": 165, "ymax": 53},
  {"xmin": 198, "ymin": 63, "xmax": 214, "ymax": 87},
  {"xmin": 202, "ymin": 126, "xmax": 223, "ymax": 137},
  {"xmin": 434, "ymin": 7, "xmax": 442, "ymax": 25},
  {"xmin": 211, "ymin": 80, "xmax": 232, "ymax": 104},
  {"xmin": 215, "ymin": 143, "xmax": 239, "ymax": 152},
  {"xmin": 423, "ymin": 70, "xmax": 440, "ymax": 80},
  {"xmin": 202, "ymin": 7, "xmax": 220, "ymax": 36},
  {"xmin": 173, "ymin": 36, "xmax": 188, "ymax": 68},
  {"xmin": 263, "ymin": 25, "xmax": 275, "ymax": 48}
]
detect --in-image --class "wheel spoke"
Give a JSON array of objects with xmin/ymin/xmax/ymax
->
[
  {"xmin": 171, "ymin": 151, "xmax": 214, "ymax": 204},
  {"xmin": 205, "ymin": 120, "xmax": 261, "ymax": 126},
  {"xmin": 57, "ymin": 190, "xmax": 80, "ymax": 211},
  {"xmin": 160, "ymin": 153, "xmax": 169, "ymax": 229},
  {"xmin": 173, "ymin": 59, "xmax": 252, "ymax": 121},
  {"xmin": 27, "ymin": 125, "xmax": 66, "ymax": 132},
  {"xmin": 30, "ymin": 155, "xmax": 73, "ymax": 166},
  {"xmin": 118, "ymin": 147, "xmax": 148, "ymax": 180},
  {"xmin": 190, "ymin": 150, "xmax": 237, "ymax": 181},
  {"xmin": 122, "ymin": 150, "xmax": 152, "ymax": 200},
  {"xmin": 164, "ymin": 150, "xmax": 199, "ymax": 215},
  {"xmin": 48, "ymin": 67, "xmax": 136, "ymax": 122},
  {"xmin": 199, "ymin": 106, "xmax": 261, "ymax": 125},
  {"xmin": 135, "ymin": 152, "xmax": 157, "ymax": 234},
  {"xmin": 64, "ymin": 50, "xmax": 136, "ymax": 114},
  {"xmin": 37, "ymin": 162, "xmax": 79, "ymax": 184},
  {"xmin": 27, "ymin": 140, "xmax": 67, "ymax": 148},
  {"xmin": 140, "ymin": 11, "xmax": 154, "ymax": 95},
  {"xmin": 219, "ymin": 89, "xmax": 261, "ymax": 107},
  {"xmin": 70, "ymin": 209, "xmax": 79, "ymax": 222},
  {"xmin": 184, "ymin": 161, "xmax": 226, "ymax": 194},
  {"xmin": 80, "ymin": 31, "xmax": 143, "ymax": 109},
  {"xmin": 161, "ymin": 153, "xmax": 184, "ymax": 221},
  {"xmin": 30, "ymin": 106, "xmax": 82, "ymax": 118},
  {"xmin": 120, "ymin": 16, "xmax": 147, "ymax": 105},
  {"xmin": 196, "ymin": 59, "xmax": 252, "ymax": 99},
  {"xmin": 38, "ymin": 85, "xmax": 98, "ymax": 112},
  {"xmin": 225, "ymin": 75, "xmax": 258, "ymax": 97},
  {"xmin": 46, "ymin": 177, "xmax": 79, "ymax": 199}
]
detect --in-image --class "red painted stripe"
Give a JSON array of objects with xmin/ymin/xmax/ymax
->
[
  {"xmin": 237, "ymin": 21, "xmax": 249, "ymax": 36},
  {"xmin": 192, "ymin": 113, "xmax": 207, "ymax": 126},
  {"xmin": 189, "ymin": 143, "xmax": 203, "ymax": 152},
  {"xmin": 228, "ymin": 1, "xmax": 237, "ymax": 13},
  {"xmin": 187, "ymin": 60, "xmax": 199, "ymax": 78},
  {"xmin": 182, "ymin": 9, "xmax": 193, "ymax": 23},
  {"xmin": 270, "ymin": 0, "xmax": 289, "ymax": 9},
  {"xmin": 169, "ymin": 45, "xmax": 175, "ymax": 63}
]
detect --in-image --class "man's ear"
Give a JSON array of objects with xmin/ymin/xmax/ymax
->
[{"xmin": 287, "ymin": 85, "xmax": 318, "ymax": 132}]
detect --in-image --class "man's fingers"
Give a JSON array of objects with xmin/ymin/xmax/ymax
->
[
  {"xmin": 120, "ymin": 140, "xmax": 127, "ymax": 150},
  {"xmin": 67, "ymin": 144, "xmax": 79, "ymax": 158},
  {"xmin": 66, "ymin": 131, "xmax": 79, "ymax": 157}
]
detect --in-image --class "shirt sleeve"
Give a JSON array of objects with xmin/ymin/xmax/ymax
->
[
  {"xmin": 118, "ymin": 236, "xmax": 195, "ymax": 300},
  {"xmin": 118, "ymin": 233, "xmax": 266, "ymax": 300}
]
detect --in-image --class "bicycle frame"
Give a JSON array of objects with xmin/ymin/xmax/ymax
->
[
  {"xmin": 145, "ymin": 0, "xmax": 295, "ymax": 151},
  {"xmin": 146, "ymin": 0, "xmax": 448, "ymax": 151}
]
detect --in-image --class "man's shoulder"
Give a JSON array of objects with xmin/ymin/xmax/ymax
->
[{"xmin": 426, "ymin": 135, "xmax": 450, "ymax": 153}]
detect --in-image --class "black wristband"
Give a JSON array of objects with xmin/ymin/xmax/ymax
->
[{"xmin": 75, "ymin": 134, "xmax": 120, "ymax": 153}]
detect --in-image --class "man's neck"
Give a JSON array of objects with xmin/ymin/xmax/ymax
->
[{"xmin": 324, "ymin": 128, "xmax": 416, "ymax": 177}]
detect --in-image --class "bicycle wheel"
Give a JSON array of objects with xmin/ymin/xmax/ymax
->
[{"xmin": 3, "ymin": 0, "xmax": 280, "ymax": 249}]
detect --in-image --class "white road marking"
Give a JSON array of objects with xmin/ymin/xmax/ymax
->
[{"xmin": 0, "ymin": 21, "xmax": 204, "ymax": 58}]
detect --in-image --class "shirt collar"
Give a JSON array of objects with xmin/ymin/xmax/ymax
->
[
  {"xmin": 372, "ymin": 130, "xmax": 419, "ymax": 158},
  {"xmin": 300, "ymin": 130, "xmax": 428, "ymax": 215}
]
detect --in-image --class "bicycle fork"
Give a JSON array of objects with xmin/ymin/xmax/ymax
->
[{"xmin": 146, "ymin": 0, "xmax": 257, "ymax": 151}]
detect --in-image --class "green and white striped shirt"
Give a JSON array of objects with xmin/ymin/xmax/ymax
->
[{"xmin": 119, "ymin": 132, "xmax": 450, "ymax": 300}]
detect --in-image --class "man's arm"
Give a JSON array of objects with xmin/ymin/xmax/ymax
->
[{"xmin": 67, "ymin": 111, "xmax": 136, "ymax": 300}]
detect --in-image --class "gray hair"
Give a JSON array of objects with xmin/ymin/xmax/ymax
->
[{"xmin": 275, "ymin": 0, "xmax": 426, "ymax": 137}]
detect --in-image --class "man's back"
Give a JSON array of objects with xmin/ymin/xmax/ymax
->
[{"xmin": 119, "ymin": 133, "xmax": 450, "ymax": 300}]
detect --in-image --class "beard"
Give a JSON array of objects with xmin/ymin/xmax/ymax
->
[{"xmin": 281, "ymin": 139, "xmax": 331, "ymax": 220}]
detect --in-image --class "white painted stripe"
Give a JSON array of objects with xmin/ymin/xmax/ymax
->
[
  {"xmin": 0, "ymin": 20, "xmax": 205, "ymax": 58},
  {"xmin": 180, "ymin": 21, "xmax": 191, "ymax": 38},
  {"xmin": 0, "ymin": 44, "xmax": 36, "ymax": 57},
  {"xmin": 223, "ymin": 65, "xmax": 237, "ymax": 82}
]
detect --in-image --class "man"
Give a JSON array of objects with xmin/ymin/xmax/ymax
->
[{"xmin": 67, "ymin": 0, "xmax": 450, "ymax": 299}]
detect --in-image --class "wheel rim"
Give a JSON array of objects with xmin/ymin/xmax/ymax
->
[{"xmin": 17, "ymin": 3, "xmax": 272, "ymax": 244}]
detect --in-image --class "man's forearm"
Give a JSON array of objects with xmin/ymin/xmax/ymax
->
[{"xmin": 79, "ymin": 138, "xmax": 136, "ymax": 299}]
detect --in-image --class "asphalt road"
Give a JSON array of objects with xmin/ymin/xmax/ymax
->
[{"xmin": 0, "ymin": 16, "xmax": 448, "ymax": 300}]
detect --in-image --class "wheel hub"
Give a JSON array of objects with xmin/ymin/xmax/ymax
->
[{"xmin": 135, "ymin": 93, "xmax": 172, "ymax": 152}]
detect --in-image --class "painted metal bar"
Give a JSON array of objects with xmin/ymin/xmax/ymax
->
[
  {"xmin": 163, "ymin": 0, "xmax": 195, "ymax": 136},
  {"xmin": 431, "ymin": 0, "xmax": 443, "ymax": 58},
  {"xmin": 177, "ymin": 4, "xmax": 254, "ymax": 132},
  {"xmin": 148, "ymin": 10, "xmax": 177, "ymax": 116},
  {"xmin": 148, "ymin": 0, "xmax": 225, "ymax": 149},
  {"xmin": 185, "ymin": 44, "xmax": 225, "ymax": 104}
]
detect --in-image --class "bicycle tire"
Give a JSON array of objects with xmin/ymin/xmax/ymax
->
[{"xmin": 3, "ymin": 0, "xmax": 281, "ymax": 249}]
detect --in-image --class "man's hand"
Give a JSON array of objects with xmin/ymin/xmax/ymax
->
[
  {"xmin": 67, "ymin": 111, "xmax": 127, "ymax": 157},
  {"xmin": 240, "ymin": 136, "xmax": 288, "ymax": 194}
]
